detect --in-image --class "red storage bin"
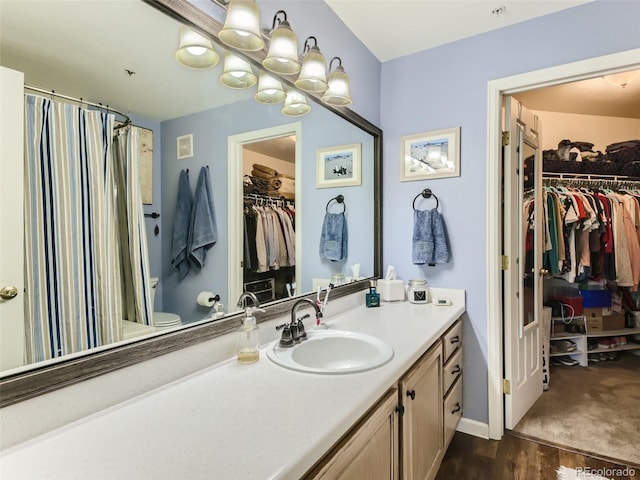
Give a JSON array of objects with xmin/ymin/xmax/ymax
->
[{"xmin": 548, "ymin": 295, "xmax": 583, "ymax": 317}]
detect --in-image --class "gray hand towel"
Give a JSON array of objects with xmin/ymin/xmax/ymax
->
[
  {"xmin": 319, "ymin": 212, "xmax": 348, "ymax": 261},
  {"xmin": 171, "ymin": 169, "xmax": 193, "ymax": 279},
  {"xmin": 188, "ymin": 166, "xmax": 218, "ymax": 269},
  {"xmin": 430, "ymin": 210, "xmax": 450, "ymax": 265}
]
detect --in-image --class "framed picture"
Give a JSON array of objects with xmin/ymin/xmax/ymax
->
[
  {"xmin": 177, "ymin": 133, "xmax": 193, "ymax": 159},
  {"xmin": 400, "ymin": 127, "xmax": 460, "ymax": 181},
  {"xmin": 316, "ymin": 143, "xmax": 362, "ymax": 188}
]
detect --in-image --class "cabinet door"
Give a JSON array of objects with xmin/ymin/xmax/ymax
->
[
  {"xmin": 401, "ymin": 342, "xmax": 443, "ymax": 480},
  {"xmin": 307, "ymin": 389, "xmax": 399, "ymax": 480}
]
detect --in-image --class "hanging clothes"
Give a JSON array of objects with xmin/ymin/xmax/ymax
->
[
  {"xmin": 535, "ymin": 182, "xmax": 640, "ymax": 290},
  {"xmin": 243, "ymin": 196, "xmax": 295, "ymax": 272}
]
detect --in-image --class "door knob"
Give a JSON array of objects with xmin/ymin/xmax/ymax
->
[
  {"xmin": 0, "ymin": 285, "xmax": 19, "ymax": 300},
  {"xmin": 539, "ymin": 268, "xmax": 549, "ymax": 275}
]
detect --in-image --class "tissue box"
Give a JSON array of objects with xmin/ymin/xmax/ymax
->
[{"xmin": 377, "ymin": 279, "xmax": 405, "ymax": 302}]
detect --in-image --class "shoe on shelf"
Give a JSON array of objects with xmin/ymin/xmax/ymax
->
[
  {"xmin": 599, "ymin": 352, "xmax": 609, "ymax": 361},
  {"xmin": 557, "ymin": 355, "xmax": 579, "ymax": 366},
  {"xmin": 550, "ymin": 358, "xmax": 564, "ymax": 367},
  {"xmin": 618, "ymin": 336, "xmax": 628, "ymax": 346},
  {"xmin": 608, "ymin": 351, "xmax": 618, "ymax": 361},
  {"xmin": 588, "ymin": 340, "xmax": 598, "ymax": 351},
  {"xmin": 597, "ymin": 338, "xmax": 613, "ymax": 349},
  {"xmin": 588, "ymin": 354, "xmax": 600, "ymax": 363}
]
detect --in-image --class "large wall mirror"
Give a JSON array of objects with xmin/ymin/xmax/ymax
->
[{"xmin": 0, "ymin": 0, "xmax": 381, "ymax": 405}]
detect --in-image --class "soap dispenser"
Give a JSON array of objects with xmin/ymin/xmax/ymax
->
[{"xmin": 237, "ymin": 307, "xmax": 263, "ymax": 364}]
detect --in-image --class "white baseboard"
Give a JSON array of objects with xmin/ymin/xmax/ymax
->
[{"xmin": 456, "ymin": 417, "xmax": 490, "ymax": 439}]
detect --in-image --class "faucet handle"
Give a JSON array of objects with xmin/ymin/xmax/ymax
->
[
  {"xmin": 296, "ymin": 315, "xmax": 309, "ymax": 340},
  {"xmin": 276, "ymin": 323, "xmax": 294, "ymax": 347}
]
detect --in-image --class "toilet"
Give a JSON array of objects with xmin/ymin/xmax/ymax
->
[{"xmin": 150, "ymin": 277, "xmax": 182, "ymax": 331}]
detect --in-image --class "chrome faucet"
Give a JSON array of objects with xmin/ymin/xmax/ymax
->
[
  {"xmin": 236, "ymin": 291, "xmax": 260, "ymax": 309},
  {"xmin": 277, "ymin": 298, "xmax": 323, "ymax": 347}
]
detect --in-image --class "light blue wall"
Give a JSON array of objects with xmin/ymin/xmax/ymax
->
[
  {"xmin": 160, "ymin": 99, "xmax": 375, "ymax": 323},
  {"xmin": 380, "ymin": 0, "xmax": 640, "ymax": 423}
]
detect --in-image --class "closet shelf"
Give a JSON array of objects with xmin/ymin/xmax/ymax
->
[
  {"xmin": 588, "ymin": 344, "xmax": 640, "ymax": 354},
  {"xmin": 585, "ymin": 327, "xmax": 640, "ymax": 338},
  {"xmin": 549, "ymin": 349, "xmax": 586, "ymax": 357}
]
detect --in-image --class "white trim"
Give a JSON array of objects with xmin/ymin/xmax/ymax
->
[
  {"xmin": 227, "ymin": 123, "xmax": 302, "ymax": 305},
  {"xmin": 456, "ymin": 417, "xmax": 490, "ymax": 440},
  {"xmin": 486, "ymin": 48, "xmax": 640, "ymax": 441}
]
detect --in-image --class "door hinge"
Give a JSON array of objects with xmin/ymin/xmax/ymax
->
[
  {"xmin": 503, "ymin": 379, "xmax": 511, "ymax": 395},
  {"xmin": 501, "ymin": 255, "xmax": 509, "ymax": 270},
  {"xmin": 501, "ymin": 131, "xmax": 510, "ymax": 146}
]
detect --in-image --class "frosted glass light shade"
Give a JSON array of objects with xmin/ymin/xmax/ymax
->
[
  {"xmin": 255, "ymin": 73, "xmax": 286, "ymax": 104},
  {"xmin": 295, "ymin": 45, "xmax": 327, "ymax": 93},
  {"xmin": 219, "ymin": 0, "xmax": 264, "ymax": 52},
  {"xmin": 175, "ymin": 26, "xmax": 219, "ymax": 69},
  {"xmin": 220, "ymin": 53, "xmax": 257, "ymax": 89},
  {"xmin": 262, "ymin": 21, "xmax": 300, "ymax": 75},
  {"xmin": 282, "ymin": 90, "xmax": 310, "ymax": 116},
  {"xmin": 321, "ymin": 65, "xmax": 352, "ymax": 106}
]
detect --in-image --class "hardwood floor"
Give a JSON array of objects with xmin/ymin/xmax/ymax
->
[{"xmin": 435, "ymin": 432, "xmax": 639, "ymax": 480}]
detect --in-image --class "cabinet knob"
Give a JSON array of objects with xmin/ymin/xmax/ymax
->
[
  {"xmin": 451, "ymin": 365, "xmax": 461, "ymax": 374},
  {"xmin": 451, "ymin": 402, "xmax": 461, "ymax": 414},
  {"xmin": 395, "ymin": 405, "xmax": 405, "ymax": 416},
  {"xmin": 450, "ymin": 335, "xmax": 460, "ymax": 344},
  {"xmin": 406, "ymin": 389, "xmax": 416, "ymax": 400}
]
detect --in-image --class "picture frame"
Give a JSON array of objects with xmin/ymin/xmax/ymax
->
[
  {"xmin": 400, "ymin": 127, "xmax": 460, "ymax": 181},
  {"xmin": 177, "ymin": 133, "xmax": 193, "ymax": 159},
  {"xmin": 316, "ymin": 143, "xmax": 362, "ymax": 188}
]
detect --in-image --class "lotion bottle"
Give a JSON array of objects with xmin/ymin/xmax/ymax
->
[
  {"xmin": 366, "ymin": 280, "xmax": 380, "ymax": 308},
  {"xmin": 237, "ymin": 307, "xmax": 263, "ymax": 363}
]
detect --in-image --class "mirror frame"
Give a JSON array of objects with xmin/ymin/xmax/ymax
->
[{"xmin": 0, "ymin": 0, "xmax": 382, "ymax": 408}]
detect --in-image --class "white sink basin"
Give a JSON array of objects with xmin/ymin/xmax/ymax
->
[{"xmin": 266, "ymin": 329, "xmax": 394, "ymax": 374}]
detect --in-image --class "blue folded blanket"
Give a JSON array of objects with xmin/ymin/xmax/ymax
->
[
  {"xmin": 188, "ymin": 166, "xmax": 218, "ymax": 269},
  {"xmin": 412, "ymin": 208, "xmax": 450, "ymax": 265},
  {"xmin": 171, "ymin": 169, "xmax": 193, "ymax": 278},
  {"xmin": 319, "ymin": 212, "xmax": 348, "ymax": 261}
]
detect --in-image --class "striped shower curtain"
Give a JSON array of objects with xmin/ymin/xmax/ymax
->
[
  {"xmin": 24, "ymin": 95, "xmax": 151, "ymax": 363},
  {"xmin": 113, "ymin": 127, "xmax": 152, "ymax": 327}
]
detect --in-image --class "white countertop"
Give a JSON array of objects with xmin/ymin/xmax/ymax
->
[{"xmin": 0, "ymin": 289, "xmax": 465, "ymax": 480}]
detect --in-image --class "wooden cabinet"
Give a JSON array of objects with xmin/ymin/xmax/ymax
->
[
  {"xmin": 304, "ymin": 318, "xmax": 463, "ymax": 480},
  {"xmin": 400, "ymin": 341, "xmax": 443, "ymax": 480},
  {"xmin": 305, "ymin": 389, "xmax": 400, "ymax": 480}
]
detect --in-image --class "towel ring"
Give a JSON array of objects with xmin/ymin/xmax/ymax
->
[
  {"xmin": 326, "ymin": 194, "xmax": 346, "ymax": 213},
  {"xmin": 412, "ymin": 188, "xmax": 439, "ymax": 211}
]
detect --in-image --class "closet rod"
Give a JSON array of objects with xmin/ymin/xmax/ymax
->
[
  {"xmin": 24, "ymin": 84, "xmax": 131, "ymax": 127},
  {"xmin": 543, "ymin": 177, "xmax": 640, "ymax": 189}
]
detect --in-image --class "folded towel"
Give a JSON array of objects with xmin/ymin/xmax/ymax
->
[
  {"xmin": 253, "ymin": 163, "xmax": 278, "ymax": 176},
  {"xmin": 412, "ymin": 208, "xmax": 450, "ymax": 265},
  {"xmin": 319, "ymin": 212, "xmax": 348, "ymax": 261},
  {"xmin": 171, "ymin": 169, "xmax": 193, "ymax": 279},
  {"xmin": 188, "ymin": 166, "xmax": 218, "ymax": 269}
]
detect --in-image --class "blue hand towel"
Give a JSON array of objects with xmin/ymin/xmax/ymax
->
[
  {"xmin": 188, "ymin": 166, "xmax": 218, "ymax": 269},
  {"xmin": 319, "ymin": 212, "xmax": 348, "ymax": 261},
  {"xmin": 412, "ymin": 209, "xmax": 433, "ymax": 265},
  {"xmin": 430, "ymin": 210, "xmax": 450, "ymax": 265},
  {"xmin": 171, "ymin": 169, "xmax": 193, "ymax": 279},
  {"xmin": 412, "ymin": 208, "xmax": 450, "ymax": 265}
]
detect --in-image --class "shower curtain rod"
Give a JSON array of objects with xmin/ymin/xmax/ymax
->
[{"xmin": 24, "ymin": 84, "xmax": 131, "ymax": 127}]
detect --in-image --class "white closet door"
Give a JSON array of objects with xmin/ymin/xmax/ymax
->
[
  {"xmin": 0, "ymin": 66, "xmax": 25, "ymax": 370},
  {"xmin": 503, "ymin": 96, "xmax": 544, "ymax": 429}
]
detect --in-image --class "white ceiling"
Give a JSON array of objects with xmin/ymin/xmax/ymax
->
[
  {"xmin": 1, "ymin": 0, "xmax": 637, "ymax": 123},
  {"xmin": 324, "ymin": 0, "xmax": 594, "ymax": 62}
]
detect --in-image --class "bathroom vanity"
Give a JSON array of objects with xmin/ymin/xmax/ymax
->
[{"xmin": 0, "ymin": 288, "xmax": 465, "ymax": 479}]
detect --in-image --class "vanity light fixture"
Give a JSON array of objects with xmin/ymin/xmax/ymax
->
[
  {"xmin": 175, "ymin": 26, "xmax": 219, "ymax": 69},
  {"xmin": 321, "ymin": 57, "xmax": 352, "ymax": 106},
  {"xmin": 262, "ymin": 10, "xmax": 300, "ymax": 76},
  {"xmin": 218, "ymin": 0, "xmax": 264, "ymax": 52},
  {"xmin": 282, "ymin": 89, "xmax": 311, "ymax": 117},
  {"xmin": 220, "ymin": 53, "xmax": 257, "ymax": 89},
  {"xmin": 255, "ymin": 72, "xmax": 286, "ymax": 104},
  {"xmin": 295, "ymin": 36, "xmax": 328, "ymax": 94}
]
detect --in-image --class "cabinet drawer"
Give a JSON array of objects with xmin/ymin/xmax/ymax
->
[
  {"xmin": 443, "ymin": 347, "xmax": 462, "ymax": 395},
  {"xmin": 443, "ymin": 377, "xmax": 462, "ymax": 448},
  {"xmin": 442, "ymin": 320, "xmax": 462, "ymax": 363}
]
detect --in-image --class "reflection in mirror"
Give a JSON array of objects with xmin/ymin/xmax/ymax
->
[{"xmin": 0, "ymin": 0, "xmax": 379, "ymax": 386}]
